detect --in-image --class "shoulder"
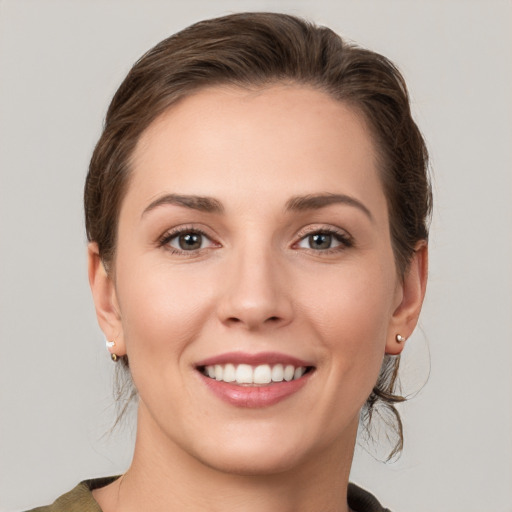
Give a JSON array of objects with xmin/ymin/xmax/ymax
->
[
  {"xmin": 23, "ymin": 476, "xmax": 119, "ymax": 512},
  {"xmin": 348, "ymin": 482, "xmax": 392, "ymax": 512}
]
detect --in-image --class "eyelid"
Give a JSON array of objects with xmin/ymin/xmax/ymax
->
[
  {"xmin": 292, "ymin": 225, "xmax": 354, "ymax": 251},
  {"xmin": 294, "ymin": 224, "xmax": 352, "ymax": 241}
]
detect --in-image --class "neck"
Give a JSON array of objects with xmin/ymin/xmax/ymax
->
[{"xmin": 95, "ymin": 404, "xmax": 358, "ymax": 512}]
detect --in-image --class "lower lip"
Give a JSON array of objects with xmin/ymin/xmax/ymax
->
[{"xmin": 200, "ymin": 372, "xmax": 312, "ymax": 408}]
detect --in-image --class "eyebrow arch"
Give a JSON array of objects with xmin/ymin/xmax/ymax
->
[
  {"xmin": 285, "ymin": 193, "xmax": 373, "ymax": 221},
  {"xmin": 142, "ymin": 194, "xmax": 224, "ymax": 217}
]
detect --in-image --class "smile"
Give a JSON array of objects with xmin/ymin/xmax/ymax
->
[
  {"xmin": 201, "ymin": 363, "xmax": 310, "ymax": 385},
  {"xmin": 195, "ymin": 352, "xmax": 315, "ymax": 408}
]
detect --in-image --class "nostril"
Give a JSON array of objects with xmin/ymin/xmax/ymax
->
[{"xmin": 227, "ymin": 315, "xmax": 280, "ymax": 325}]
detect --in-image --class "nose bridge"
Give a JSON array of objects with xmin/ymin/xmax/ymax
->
[{"xmin": 218, "ymin": 233, "xmax": 292, "ymax": 329}]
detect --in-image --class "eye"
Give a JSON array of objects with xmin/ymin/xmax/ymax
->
[
  {"xmin": 159, "ymin": 228, "xmax": 217, "ymax": 253},
  {"xmin": 173, "ymin": 232, "xmax": 205, "ymax": 250},
  {"xmin": 295, "ymin": 229, "xmax": 352, "ymax": 252}
]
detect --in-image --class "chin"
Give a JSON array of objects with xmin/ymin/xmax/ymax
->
[
  {"xmin": 196, "ymin": 447, "xmax": 306, "ymax": 477},
  {"xmin": 186, "ymin": 423, "xmax": 324, "ymax": 477}
]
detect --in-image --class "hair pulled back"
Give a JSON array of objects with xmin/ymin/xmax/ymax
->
[{"xmin": 85, "ymin": 12, "xmax": 431, "ymax": 459}]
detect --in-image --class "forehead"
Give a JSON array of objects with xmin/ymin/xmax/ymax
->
[{"xmin": 126, "ymin": 84, "xmax": 386, "ymax": 219}]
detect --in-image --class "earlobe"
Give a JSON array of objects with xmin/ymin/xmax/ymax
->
[
  {"xmin": 87, "ymin": 242, "xmax": 126, "ymax": 356},
  {"xmin": 385, "ymin": 241, "xmax": 428, "ymax": 355}
]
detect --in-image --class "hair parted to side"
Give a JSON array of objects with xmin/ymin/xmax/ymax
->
[{"xmin": 85, "ymin": 12, "xmax": 431, "ymax": 459}]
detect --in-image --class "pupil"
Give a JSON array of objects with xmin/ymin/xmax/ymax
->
[
  {"xmin": 310, "ymin": 233, "xmax": 331, "ymax": 249},
  {"xmin": 179, "ymin": 233, "xmax": 201, "ymax": 250}
]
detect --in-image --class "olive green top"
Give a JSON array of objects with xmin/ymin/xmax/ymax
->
[{"xmin": 25, "ymin": 477, "xmax": 391, "ymax": 512}]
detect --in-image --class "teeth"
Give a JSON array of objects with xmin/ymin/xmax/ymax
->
[
  {"xmin": 223, "ymin": 363, "xmax": 236, "ymax": 382},
  {"xmin": 284, "ymin": 365, "xmax": 295, "ymax": 382},
  {"xmin": 203, "ymin": 363, "xmax": 308, "ymax": 385},
  {"xmin": 253, "ymin": 364, "xmax": 272, "ymax": 384},
  {"xmin": 271, "ymin": 364, "xmax": 284, "ymax": 382},
  {"xmin": 235, "ymin": 364, "xmax": 253, "ymax": 384}
]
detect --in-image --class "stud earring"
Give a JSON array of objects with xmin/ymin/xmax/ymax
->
[
  {"xmin": 106, "ymin": 339, "xmax": 119, "ymax": 362},
  {"xmin": 396, "ymin": 334, "xmax": 406, "ymax": 343}
]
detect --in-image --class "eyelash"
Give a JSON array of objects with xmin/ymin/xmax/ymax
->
[
  {"xmin": 158, "ymin": 226, "xmax": 353, "ymax": 256},
  {"xmin": 294, "ymin": 227, "xmax": 354, "ymax": 255},
  {"xmin": 158, "ymin": 226, "xmax": 216, "ymax": 256}
]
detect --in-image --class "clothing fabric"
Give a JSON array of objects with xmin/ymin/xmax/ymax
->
[
  {"xmin": 25, "ymin": 477, "xmax": 391, "ymax": 512},
  {"xmin": 347, "ymin": 482, "xmax": 392, "ymax": 512}
]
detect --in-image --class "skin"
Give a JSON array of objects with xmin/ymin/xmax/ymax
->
[{"xmin": 89, "ymin": 84, "xmax": 428, "ymax": 512}]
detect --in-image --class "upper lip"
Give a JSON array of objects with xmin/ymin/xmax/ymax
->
[{"xmin": 195, "ymin": 351, "xmax": 314, "ymax": 368}]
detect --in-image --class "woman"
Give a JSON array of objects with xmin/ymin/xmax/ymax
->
[{"xmin": 29, "ymin": 12, "xmax": 430, "ymax": 512}]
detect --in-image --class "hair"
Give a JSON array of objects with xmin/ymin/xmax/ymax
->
[{"xmin": 85, "ymin": 12, "xmax": 431, "ymax": 459}]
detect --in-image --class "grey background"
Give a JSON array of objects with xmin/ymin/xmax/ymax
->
[{"xmin": 1, "ymin": 1, "xmax": 511, "ymax": 511}]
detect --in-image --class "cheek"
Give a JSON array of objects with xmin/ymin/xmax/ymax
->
[
  {"xmin": 301, "ymin": 261, "xmax": 395, "ymax": 343},
  {"xmin": 299, "ymin": 258, "xmax": 397, "ymax": 389},
  {"xmin": 113, "ymin": 262, "xmax": 220, "ymax": 419},
  {"xmin": 114, "ymin": 259, "xmax": 215, "ymax": 367}
]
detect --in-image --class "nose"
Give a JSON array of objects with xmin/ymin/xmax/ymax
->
[{"xmin": 216, "ymin": 244, "xmax": 294, "ymax": 331}]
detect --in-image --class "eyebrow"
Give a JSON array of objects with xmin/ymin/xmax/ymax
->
[
  {"xmin": 141, "ymin": 192, "xmax": 372, "ymax": 220},
  {"xmin": 142, "ymin": 194, "xmax": 224, "ymax": 217},
  {"xmin": 285, "ymin": 193, "xmax": 373, "ymax": 221}
]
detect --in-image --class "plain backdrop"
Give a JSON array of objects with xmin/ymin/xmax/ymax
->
[{"xmin": 1, "ymin": 1, "xmax": 511, "ymax": 511}]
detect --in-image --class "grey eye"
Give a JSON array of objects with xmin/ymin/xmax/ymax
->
[
  {"xmin": 297, "ymin": 232, "xmax": 343, "ymax": 250},
  {"xmin": 308, "ymin": 233, "xmax": 332, "ymax": 250}
]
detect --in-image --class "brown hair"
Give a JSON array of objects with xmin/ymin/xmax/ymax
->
[{"xmin": 85, "ymin": 12, "xmax": 431, "ymax": 458}]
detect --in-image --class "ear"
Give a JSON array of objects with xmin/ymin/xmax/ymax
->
[
  {"xmin": 88, "ymin": 242, "xmax": 126, "ymax": 357},
  {"xmin": 385, "ymin": 241, "xmax": 428, "ymax": 355}
]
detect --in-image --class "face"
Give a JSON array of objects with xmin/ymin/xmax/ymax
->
[{"xmin": 91, "ymin": 84, "xmax": 420, "ymax": 476}]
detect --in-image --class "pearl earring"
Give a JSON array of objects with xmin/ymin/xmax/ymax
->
[
  {"xmin": 396, "ymin": 334, "xmax": 406, "ymax": 343},
  {"xmin": 106, "ymin": 339, "xmax": 119, "ymax": 362}
]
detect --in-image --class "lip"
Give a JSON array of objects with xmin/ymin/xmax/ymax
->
[
  {"xmin": 195, "ymin": 351, "xmax": 312, "ymax": 368},
  {"xmin": 199, "ymin": 371, "xmax": 312, "ymax": 408},
  {"xmin": 195, "ymin": 351, "xmax": 315, "ymax": 408}
]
